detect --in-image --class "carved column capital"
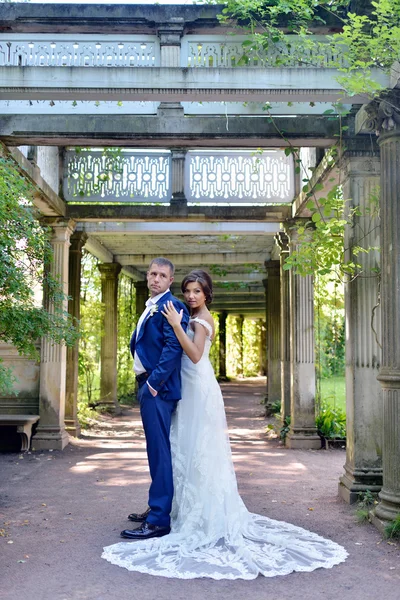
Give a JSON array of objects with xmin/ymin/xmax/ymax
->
[
  {"xmin": 157, "ymin": 21, "xmax": 185, "ymax": 46},
  {"xmin": 41, "ymin": 217, "xmax": 76, "ymax": 243},
  {"xmin": 363, "ymin": 91, "xmax": 400, "ymax": 140},
  {"xmin": 157, "ymin": 21, "xmax": 184, "ymax": 68},
  {"xmin": 69, "ymin": 231, "xmax": 88, "ymax": 254},
  {"xmin": 98, "ymin": 262, "xmax": 122, "ymax": 280}
]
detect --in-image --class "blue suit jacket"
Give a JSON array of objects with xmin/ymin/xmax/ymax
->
[{"xmin": 130, "ymin": 291, "xmax": 190, "ymax": 401}]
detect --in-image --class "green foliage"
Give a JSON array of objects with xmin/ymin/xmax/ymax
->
[
  {"xmin": 226, "ymin": 316, "xmax": 264, "ymax": 377},
  {"xmin": 269, "ymin": 399, "xmax": 282, "ymax": 414},
  {"xmin": 218, "ymin": 0, "xmax": 400, "ymax": 97},
  {"xmin": 77, "ymin": 252, "xmax": 137, "ymax": 420},
  {"xmin": 284, "ymin": 185, "xmax": 355, "ymax": 279},
  {"xmin": 315, "ymin": 275, "xmax": 345, "ymax": 379},
  {"xmin": 209, "ymin": 312, "xmax": 220, "ymax": 378},
  {"xmin": 320, "ymin": 376, "xmax": 346, "ymax": 411},
  {"xmin": 384, "ymin": 513, "xmax": 400, "ymax": 539},
  {"xmin": 0, "ymin": 155, "xmax": 78, "ymax": 394},
  {"xmin": 226, "ymin": 315, "xmax": 244, "ymax": 377},
  {"xmin": 315, "ymin": 400, "xmax": 346, "ymax": 438},
  {"xmin": 78, "ymin": 252, "xmax": 102, "ymax": 410},
  {"xmin": 356, "ymin": 489, "xmax": 377, "ymax": 523},
  {"xmin": 243, "ymin": 318, "xmax": 262, "ymax": 376}
]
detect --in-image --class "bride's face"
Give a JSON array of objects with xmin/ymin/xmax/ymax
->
[{"xmin": 183, "ymin": 281, "xmax": 206, "ymax": 310}]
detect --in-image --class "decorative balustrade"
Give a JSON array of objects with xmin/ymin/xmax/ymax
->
[
  {"xmin": 0, "ymin": 100, "xmax": 159, "ymax": 115},
  {"xmin": 185, "ymin": 150, "xmax": 294, "ymax": 203},
  {"xmin": 0, "ymin": 100, "xmax": 344, "ymax": 116},
  {"xmin": 63, "ymin": 148, "xmax": 294, "ymax": 204},
  {"xmin": 181, "ymin": 35, "xmax": 345, "ymax": 69},
  {"xmin": 63, "ymin": 149, "xmax": 171, "ymax": 202},
  {"xmin": 0, "ymin": 35, "xmax": 159, "ymax": 67},
  {"xmin": 0, "ymin": 33, "xmax": 344, "ymax": 69}
]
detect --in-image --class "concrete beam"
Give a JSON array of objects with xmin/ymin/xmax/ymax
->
[
  {"xmin": 0, "ymin": 3, "xmax": 341, "ymax": 34},
  {"xmin": 196, "ymin": 273, "xmax": 264, "ymax": 283},
  {"xmin": 210, "ymin": 295, "xmax": 265, "ymax": 303},
  {"xmin": 84, "ymin": 235, "xmax": 113, "ymax": 263},
  {"xmin": 211, "ymin": 303, "xmax": 264, "ymax": 310},
  {"xmin": 212, "ymin": 285, "xmax": 265, "ymax": 294},
  {"xmin": 0, "ymin": 142, "xmax": 66, "ymax": 217},
  {"xmin": 77, "ymin": 221, "xmax": 282, "ymax": 236},
  {"xmin": 0, "ymin": 66, "xmax": 386, "ymax": 104},
  {"xmin": 120, "ymin": 266, "xmax": 146, "ymax": 281},
  {"xmin": 67, "ymin": 204, "xmax": 290, "ymax": 223},
  {"xmin": 115, "ymin": 252, "xmax": 269, "ymax": 266},
  {"xmin": 0, "ymin": 114, "xmax": 341, "ymax": 147}
]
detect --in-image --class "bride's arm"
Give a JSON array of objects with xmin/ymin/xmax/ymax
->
[{"xmin": 161, "ymin": 301, "xmax": 206, "ymax": 364}]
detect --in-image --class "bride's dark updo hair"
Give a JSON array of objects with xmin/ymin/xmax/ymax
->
[{"xmin": 181, "ymin": 270, "xmax": 213, "ymax": 305}]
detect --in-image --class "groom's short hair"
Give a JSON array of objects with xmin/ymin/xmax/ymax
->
[{"xmin": 149, "ymin": 257, "xmax": 175, "ymax": 276}]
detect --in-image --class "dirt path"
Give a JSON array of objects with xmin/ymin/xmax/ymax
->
[{"xmin": 1, "ymin": 380, "xmax": 399, "ymax": 600}]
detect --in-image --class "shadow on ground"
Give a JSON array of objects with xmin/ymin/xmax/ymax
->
[{"xmin": 1, "ymin": 379, "xmax": 399, "ymax": 600}]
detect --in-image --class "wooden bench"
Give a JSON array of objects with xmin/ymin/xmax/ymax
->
[{"xmin": 0, "ymin": 415, "xmax": 40, "ymax": 451}]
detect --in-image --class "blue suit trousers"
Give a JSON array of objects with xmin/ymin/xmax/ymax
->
[{"xmin": 138, "ymin": 381, "xmax": 177, "ymax": 527}]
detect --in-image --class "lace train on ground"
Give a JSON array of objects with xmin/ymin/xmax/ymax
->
[{"xmin": 102, "ymin": 318, "xmax": 347, "ymax": 579}]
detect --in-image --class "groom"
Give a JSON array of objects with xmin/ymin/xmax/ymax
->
[{"xmin": 121, "ymin": 257, "xmax": 189, "ymax": 540}]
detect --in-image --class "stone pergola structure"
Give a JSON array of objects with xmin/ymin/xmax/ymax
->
[{"xmin": 0, "ymin": 3, "xmax": 399, "ymax": 528}]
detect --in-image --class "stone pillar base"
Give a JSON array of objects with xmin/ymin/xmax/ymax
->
[
  {"xmin": 338, "ymin": 465, "xmax": 382, "ymax": 504},
  {"xmin": 286, "ymin": 431, "xmax": 321, "ymax": 450},
  {"xmin": 32, "ymin": 426, "xmax": 70, "ymax": 451},
  {"xmin": 64, "ymin": 419, "xmax": 81, "ymax": 438},
  {"xmin": 97, "ymin": 400, "xmax": 121, "ymax": 416},
  {"xmin": 369, "ymin": 511, "xmax": 390, "ymax": 534},
  {"xmin": 374, "ymin": 489, "xmax": 400, "ymax": 522}
]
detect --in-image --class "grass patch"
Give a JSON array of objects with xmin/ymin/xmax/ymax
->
[{"xmin": 320, "ymin": 376, "xmax": 345, "ymax": 412}]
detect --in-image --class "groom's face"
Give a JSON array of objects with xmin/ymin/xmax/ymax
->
[{"xmin": 147, "ymin": 263, "xmax": 174, "ymax": 297}]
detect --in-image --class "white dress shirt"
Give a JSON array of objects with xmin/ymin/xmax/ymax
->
[{"xmin": 134, "ymin": 289, "xmax": 170, "ymax": 377}]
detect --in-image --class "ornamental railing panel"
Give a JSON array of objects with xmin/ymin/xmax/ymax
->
[
  {"xmin": 63, "ymin": 149, "xmax": 171, "ymax": 202},
  {"xmin": 0, "ymin": 100, "xmax": 158, "ymax": 114},
  {"xmin": 181, "ymin": 35, "xmax": 345, "ymax": 69},
  {"xmin": 185, "ymin": 150, "xmax": 294, "ymax": 203},
  {"xmin": 0, "ymin": 34, "xmax": 159, "ymax": 67}
]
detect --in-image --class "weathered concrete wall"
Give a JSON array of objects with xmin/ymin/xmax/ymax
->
[
  {"xmin": 36, "ymin": 146, "xmax": 60, "ymax": 196},
  {"xmin": 0, "ymin": 342, "xmax": 40, "ymax": 415}
]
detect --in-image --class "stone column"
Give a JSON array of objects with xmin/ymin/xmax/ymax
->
[
  {"xmin": 286, "ymin": 225, "xmax": 320, "ymax": 449},
  {"xmin": 134, "ymin": 280, "xmax": 148, "ymax": 321},
  {"xmin": 65, "ymin": 231, "xmax": 87, "ymax": 437},
  {"xmin": 276, "ymin": 232, "xmax": 291, "ymax": 422},
  {"xmin": 158, "ymin": 22, "xmax": 184, "ymax": 67},
  {"xmin": 339, "ymin": 153, "xmax": 382, "ymax": 504},
  {"xmin": 366, "ymin": 94, "xmax": 400, "ymax": 522},
  {"xmin": 170, "ymin": 147, "xmax": 187, "ymax": 206},
  {"xmin": 265, "ymin": 261, "xmax": 281, "ymax": 415},
  {"xmin": 218, "ymin": 311, "xmax": 228, "ymax": 380},
  {"xmin": 98, "ymin": 263, "xmax": 122, "ymax": 414},
  {"xmin": 157, "ymin": 22, "xmax": 184, "ymax": 118},
  {"xmin": 33, "ymin": 218, "xmax": 76, "ymax": 450}
]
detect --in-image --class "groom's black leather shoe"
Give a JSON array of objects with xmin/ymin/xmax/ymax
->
[
  {"xmin": 121, "ymin": 522, "xmax": 171, "ymax": 540},
  {"xmin": 127, "ymin": 507, "xmax": 151, "ymax": 522}
]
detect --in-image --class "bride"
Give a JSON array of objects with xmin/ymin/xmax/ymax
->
[{"xmin": 102, "ymin": 270, "xmax": 347, "ymax": 579}]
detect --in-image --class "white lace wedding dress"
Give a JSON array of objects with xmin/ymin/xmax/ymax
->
[{"xmin": 102, "ymin": 318, "xmax": 347, "ymax": 579}]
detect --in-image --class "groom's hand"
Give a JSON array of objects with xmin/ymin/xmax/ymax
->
[{"xmin": 147, "ymin": 382, "xmax": 158, "ymax": 397}]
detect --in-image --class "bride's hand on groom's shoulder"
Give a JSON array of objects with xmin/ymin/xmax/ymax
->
[{"xmin": 161, "ymin": 300, "xmax": 183, "ymax": 328}]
